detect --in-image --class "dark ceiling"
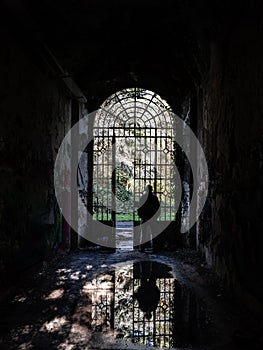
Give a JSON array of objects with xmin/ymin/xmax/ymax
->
[{"xmin": 1, "ymin": 0, "xmax": 258, "ymax": 109}]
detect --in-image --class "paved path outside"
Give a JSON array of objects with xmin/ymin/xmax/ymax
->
[{"xmin": 116, "ymin": 221, "xmax": 133, "ymax": 250}]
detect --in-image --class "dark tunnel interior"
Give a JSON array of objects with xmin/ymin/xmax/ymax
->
[{"xmin": 0, "ymin": 0, "xmax": 263, "ymax": 349}]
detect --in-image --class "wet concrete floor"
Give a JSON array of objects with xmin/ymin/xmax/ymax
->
[{"xmin": 0, "ymin": 249, "xmax": 262, "ymax": 349}]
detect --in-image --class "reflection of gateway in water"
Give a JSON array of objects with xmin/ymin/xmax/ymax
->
[
  {"xmin": 83, "ymin": 261, "xmax": 209, "ymax": 348},
  {"xmin": 131, "ymin": 261, "xmax": 173, "ymax": 347}
]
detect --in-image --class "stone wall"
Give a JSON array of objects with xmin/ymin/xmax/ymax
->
[
  {"xmin": 197, "ymin": 21, "xmax": 263, "ymax": 304},
  {"xmin": 0, "ymin": 36, "xmax": 72, "ymax": 286}
]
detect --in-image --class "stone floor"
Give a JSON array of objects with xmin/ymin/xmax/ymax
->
[{"xmin": 0, "ymin": 248, "xmax": 262, "ymax": 350}]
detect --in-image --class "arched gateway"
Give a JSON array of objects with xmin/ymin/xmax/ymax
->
[{"xmin": 92, "ymin": 88, "xmax": 177, "ymax": 231}]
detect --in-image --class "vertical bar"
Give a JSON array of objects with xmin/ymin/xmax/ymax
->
[
  {"xmin": 102, "ymin": 139, "xmax": 105, "ymax": 221},
  {"xmin": 170, "ymin": 143, "xmax": 173, "ymax": 221},
  {"xmin": 133, "ymin": 125, "xmax": 136, "ymax": 223},
  {"xmin": 110, "ymin": 271, "xmax": 115, "ymax": 329},
  {"xmin": 70, "ymin": 98, "xmax": 79, "ymax": 250},
  {"xmin": 154, "ymin": 128, "xmax": 157, "ymax": 194},
  {"xmin": 132, "ymin": 274, "xmax": 135, "ymax": 342},
  {"xmin": 143, "ymin": 312, "xmax": 145, "ymax": 344},
  {"xmin": 153, "ymin": 311, "xmax": 156, "ymax": 347},
  {"xmin": 106, "ymin": 134, "xmax": 109, "ymax": 221},
  {"xmin": 159, "ymin": 279, "xmax": 161, "ymax": 342},
  {"xmin": 87, "ymin": 120, "xmax": 94, "ymax": 222},
  {"xmin": 149, "ymin": 129, "xmax": 152, "ymax": 186},
  {"xmin": 112, "ymin": 131, "xmax": 116, "ymax": 229},
  {"xmin": 144, "ymin": 127, "xmax": 147, "ymax": 186},
  {"xmin": 134, "ymin": 87, "xmax": 137, "ymax": 126}
]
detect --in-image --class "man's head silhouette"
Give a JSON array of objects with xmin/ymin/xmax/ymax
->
[{"xmin": 145, "ymin": 184, "xmax": 153, "ymax": 193}]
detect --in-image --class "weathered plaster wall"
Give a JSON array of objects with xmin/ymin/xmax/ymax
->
[
  {"xmin": 197, "ymin": 22, "xmax": 263, "ymax": 304},
  {"xmin": 0, "ymin": 37, "xmax": 71, "ymax": 286}
]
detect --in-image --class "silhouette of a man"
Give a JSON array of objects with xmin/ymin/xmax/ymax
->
[{"xmin": 137, "ymin": 185, "xmax": 160, "ymax": 252}]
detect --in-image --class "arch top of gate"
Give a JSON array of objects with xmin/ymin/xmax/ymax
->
[{"xmin": 94, "ymin": 87, "xmax": 174, "ymax": 130}]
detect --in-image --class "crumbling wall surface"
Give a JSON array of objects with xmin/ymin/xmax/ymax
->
[
  {"xmin": 198, "ymin": 20, "xmax": 263, "ymax": 304},
  {"xmin": 0, "ymin": 37, "xmax": 71, "ymax": 287}
]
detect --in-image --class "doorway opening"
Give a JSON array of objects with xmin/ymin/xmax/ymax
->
[{"xmin": 92, "ymin": 88, "xmax": 176, "ymax": 249}]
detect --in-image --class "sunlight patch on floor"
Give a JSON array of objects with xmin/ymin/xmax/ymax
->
[
  {"xmin": 40, "ymin": 316, "xmax": 69, "ymax": 333},
  {"xmin": 43, "ymin": 288, "xmax": 64, "ymax": 300}
]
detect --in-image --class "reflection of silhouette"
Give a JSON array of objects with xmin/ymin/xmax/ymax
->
[
  {"xmin": 134, "ymin": 277, "xmax": 160, "ymax": 320},
  {"xmin": 133, "ymin": 261, "xmax": 171, "ymax": 320}
]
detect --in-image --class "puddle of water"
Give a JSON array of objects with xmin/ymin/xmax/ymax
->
[{"xmin": 82, "ymin": 261, "xmax": 211, "ymax": 348}]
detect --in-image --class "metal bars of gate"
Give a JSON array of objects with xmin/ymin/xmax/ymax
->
[{"xmin": 92, "ymin": 126, "xmax": 176, "ymax": 223}]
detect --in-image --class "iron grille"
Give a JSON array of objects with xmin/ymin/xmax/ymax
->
[{"xmin": 92, "ymin": 88, "xmax": 176, "ymax": 224}]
